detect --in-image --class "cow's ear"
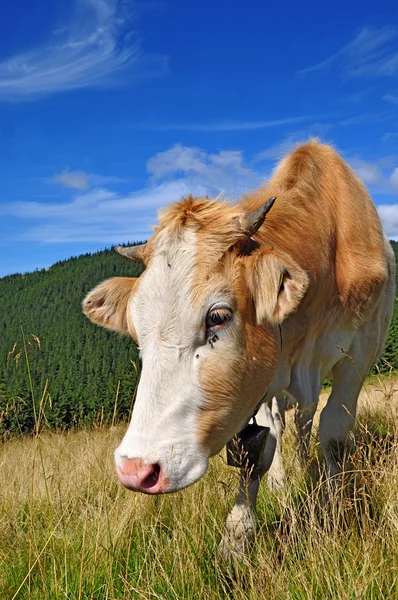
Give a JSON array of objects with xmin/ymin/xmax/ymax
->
[
  {"xmin": 245, "ymin": 252, "xmax": 309, "ymax": 325},
  {"xmin": 83, "ymin": 277, "xmax": 138, "ymax": 333}
]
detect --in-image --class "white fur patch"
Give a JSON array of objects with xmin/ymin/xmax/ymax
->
[{"xmin": 115, "ymin": 229, "xmax": 209, "ymax": 491}]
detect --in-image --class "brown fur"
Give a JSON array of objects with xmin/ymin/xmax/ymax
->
[
  {"xmin": 156, "ymin": 140, "xmax": 388, "ymax": 450},
  {"xmin": 242, "ymin": 140, "xmax": 388, "ymax": 322},
  {"xmin": 84, "ymin": 140, "xmax": 390, "ymax": 456},
  {"xmin": 197, "ymin": 254, "xmax": 280, "ymax": 452},
  {"xmin": 154, "ymin": 139, "xmax": 387, "ymax": 326}
]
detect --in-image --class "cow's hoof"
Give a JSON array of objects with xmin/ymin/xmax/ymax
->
[
  {"xmin": 217, "ymin": 505, "xmax": 256, "ymax": 562},
  {"xmin": 217, "ymin": 531, "xmax": 254, "ymax": 563}
]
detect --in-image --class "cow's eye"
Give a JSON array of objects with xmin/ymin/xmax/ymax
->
[{"xmin": 206, "ymin": 307, "xmax": 233, "ymax": 330}]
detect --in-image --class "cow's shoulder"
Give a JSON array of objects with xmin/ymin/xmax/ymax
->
[{"xmin": 242, "ymin": 140, "xmax": 391, "ymax": 324}]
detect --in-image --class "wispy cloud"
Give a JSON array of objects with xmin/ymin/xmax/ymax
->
[
  {"xmin": 338, "ymin": 111, "xmax": 392, "ymax": 126},
  {"xmin": 348, "ymin": 158, "xmax": 386, "ymax": 187},
  {"xmin": 254, "ymin": 123, "xmax": 333, "ymax": 163},
  {"xmin": 134, "ymin": 114, "xmax": 323, "ymax": 132},
  {"xmin": 4, "ymin": 146, "xmax": 265, "ymax": 244},
  {"xmin": 377, "ymin": 204, "xmax": 398, "ymax": 238},
  {"xmin": 5, "ymin": 145, "xmax": 398, "ymax": 245},
  {"xmin": 3, "ymin": 182, "xmax": 195, "ymax": 243},
  {"xmin": 384, "ymin": 94, "xmax": 398, "ymax": 105},
  {"xmin": 348, "ymin": 157, "xmax": 398, "ymax": 194},
  {"xmin": 390, "ymin": 168, "xmax": 398, "ymax": 192},
  {"xmin": 0, "ymin": 0, "xmax": 168, "ymax": 102},
  {"xmin": 382, "ymin": 132, "xmax": 398, "ymax": 142},
  {"xmin": 298, "ymin": 26, "xmax": 398, "ymax": 78},
  {"xmin": 52, "ymin": 170, "xmax": 89, "ymax": 191},
  {"xmin": 51, "ymin": 169, "xmax": 127, "ymax": 191},
  {"xmin": 254, "ymin": 136, "xmax": 300, "ymax": 162}
]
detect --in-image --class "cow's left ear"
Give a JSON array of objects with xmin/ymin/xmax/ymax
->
[
  {"xmin": 245, "ymin": 252, "xmax": 309, "ymax": 325},
  {"xmin": 83, "ymin": 277, "xmax": 138, "ymax": 333}
]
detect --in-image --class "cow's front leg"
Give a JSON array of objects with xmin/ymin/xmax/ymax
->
[
  {"xmin": 218, "ymin": 474, "xmax": 261, "ymax": 562},
  {"xmin": 266, "ymin": 395, "xmax": 287, "ymax": 491},
  {"xmin": 218, "ymin": 405, "xmax": 277, "ymax": 561}
]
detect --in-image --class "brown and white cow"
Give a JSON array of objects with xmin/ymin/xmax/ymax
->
[{"xmin": 83, "ymin": 140, "xmax": 395, "ymax": 556}]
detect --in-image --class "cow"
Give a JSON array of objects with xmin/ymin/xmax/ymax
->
[{"xmin": 83, "ymin": 140, "xmax": 395, "ymax": 558}]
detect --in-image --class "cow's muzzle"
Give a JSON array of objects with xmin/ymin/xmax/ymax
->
[{"xmin": 115, "ymin": 458, "xmax": 167, "ymax": 494}]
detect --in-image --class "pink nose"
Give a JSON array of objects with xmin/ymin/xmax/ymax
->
[{"xmin": 115, "ymin": 458, "xmax": 166, "ymax": 494}]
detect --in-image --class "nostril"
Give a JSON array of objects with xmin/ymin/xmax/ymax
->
[
  {"xmin": 142, "ymin": 463, "xmax": 161, "ymax": 489},
  {"xmin": 116, "ymin": 458, "xmax": 164, "ymax": 493}
]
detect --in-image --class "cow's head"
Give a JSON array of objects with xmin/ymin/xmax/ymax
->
[{"xmin": 83, "ymin": 196, "xmax": 308, "ymax": 494}]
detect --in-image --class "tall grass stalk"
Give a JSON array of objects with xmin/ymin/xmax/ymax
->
[{"xmin": 1, "ymin": 378, "xmax": 398, "ymax": 598}]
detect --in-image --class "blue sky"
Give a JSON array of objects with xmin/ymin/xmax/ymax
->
[{"xmin": 0, "ymin": 0, "xmax": 397, "ymax": 277}]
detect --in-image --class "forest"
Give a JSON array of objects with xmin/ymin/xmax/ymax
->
[{"xmin": 1, "ymin": 242, "xmax": 397, "ymax": 436}]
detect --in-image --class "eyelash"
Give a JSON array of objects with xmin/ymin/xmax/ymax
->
[{"xmin": 205, "ymin": 308, "xmax": 233, "ymax": 331}]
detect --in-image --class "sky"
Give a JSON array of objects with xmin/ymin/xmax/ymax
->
[{"xmin": 0, "ymin": 0, "xmax": 397, "ymax": 277}]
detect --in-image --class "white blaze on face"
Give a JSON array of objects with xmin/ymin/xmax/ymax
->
[{"xmin": 114, "ymin": 229, "xmax": 209, "ymax": 491}]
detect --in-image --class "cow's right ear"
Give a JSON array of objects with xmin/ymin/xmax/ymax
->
[{"xmin": 83, "ymin": 277, "xmax": 139, "ymax": 334}]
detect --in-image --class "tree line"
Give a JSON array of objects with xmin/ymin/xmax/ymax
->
[
  {"xmin": 0, "ymin": 248, "xmax": 143, "ymax": 436},
  {"xmin": 1, "ymin": 242, "xmax": 397, "ymax": 437}
]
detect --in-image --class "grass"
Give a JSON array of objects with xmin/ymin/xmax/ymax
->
[{"xmin": 1, "ymin": 376, "xmax": 398, "ymax": 599}]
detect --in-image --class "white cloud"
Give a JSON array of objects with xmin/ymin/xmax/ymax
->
[
  {"xmin": 51, "ymin": 169, "xmax": 127, "ymax": 190},
  {"xmin": 298, "ymin": 26, "xmax": 398, "ymax": 78},
  {"xmin": 4, "ymin": 181, "xmax": 197, "ymax": 243},
  {"xmin": 390, "ymin": 168, "xmax": 398, "ymax": 191},
  {"xmin": 5, "ymin": 144, "xmax": 398, "ymax": 245},
  {"xmin": 52, "ymin": 170, "xmax": 89, "ymax": 190},
  {"xmin": 348, "ymin": 158, "xmax": 386, "ymax": 187},
  {"xmin": 377, "ymin": 204, "xmax": 398, "ymax": 238},
  {"xmin": 0, "ymin": 0, "xmax": 168, "ymax": 102},
  {"xmin": 348, "ymin": 157, "xmax": 398, "ymax": 195},
  {"xmin": 147, "ymin": 145, "xmax": 262, "ymax": 194},
  {"xmin": 5, "ymin": 145, "xmax": 264, "ymax": 243}
]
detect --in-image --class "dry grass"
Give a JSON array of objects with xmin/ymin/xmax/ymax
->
[{"xmin": 1, "ymin": 380, "xmax": 398, "ymax": 599}]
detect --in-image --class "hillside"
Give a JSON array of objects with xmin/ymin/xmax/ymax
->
[
  {"xmin": 0, "ymin": 248, "xmax": 144, "ymax": 435},
  {"xmin": 0, "ymin": 242, "xmax": 397, "ymax": 436}
]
